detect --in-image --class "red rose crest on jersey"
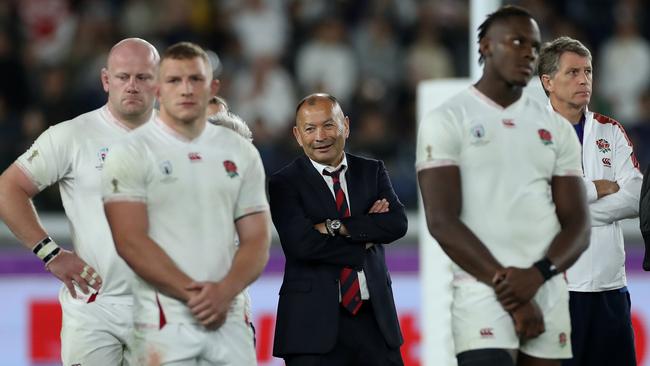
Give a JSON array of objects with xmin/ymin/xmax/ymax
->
[
  {"xmin": 538, "ymin": 129, "xmax": 553, "ymax": 145},
  {"xmin": 188, "ymin": 152, "xmax": 202, "ymax": 162},
  {"xmin": 223, "ymin": 160, "xmax": 238, "ymax": 178},
  {"xmin": 602, "ymin": 157, "xmax": 612, "ymax": 167},
  {"xmin": 559, "ymin": 332, "xmax": 567, "ymax": 348},
  {"xmin": 596, "ymin": 138, "xmax": 611, "ymax": 153}
]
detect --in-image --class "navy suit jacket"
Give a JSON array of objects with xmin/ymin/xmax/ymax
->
[{"xmin": 269, "ymin": 153, "xmax": 407, "ymax": 357}]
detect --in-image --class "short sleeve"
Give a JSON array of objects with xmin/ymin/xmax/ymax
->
[
  {"xmin": 552, "ymin": 115, "xmax": 583, "ymax": 177},
  {"xmin": 234, "ymin": 146, "xmax": 269, "ymax": 219},
  {"xmin": 15, "ymin": 125, "xmax": 73, "ymax": 190},
  {"xmin": 101, "ymin": 142, "xmax": 148, "ymax": 203},
  {"xmin": 415, "ymin": 108, "xmax": 463, "ymax": 172}
]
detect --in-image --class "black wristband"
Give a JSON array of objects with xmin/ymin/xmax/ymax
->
[{"xmin": 533, "ymin": 257, "xmax": 558, "ymax": 282}]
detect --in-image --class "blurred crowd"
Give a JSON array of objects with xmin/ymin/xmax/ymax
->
[{"xmin": 0, "ymin": 0, "xmax": 649, "ymax": 210}]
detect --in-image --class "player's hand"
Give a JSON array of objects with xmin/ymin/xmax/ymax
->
[
  {"xmin": 493, "ymin": 267, "xmax": 544, "ymax": 311},
  {"xmin": 593, "ymin": 179, "xmax": 619, "ymax": 199},
  {"xmin": 186, "ymin": 281, "xmax": 234, "ymax": 330},
  {"xmin": 368, "ymin": 199, "xmax": 390, "ymax": 214},
  {"xmin": 511, "ymin": 300, "xmax": 545, "ymax": 340},
  {"xmin": 46, "ymin": 249, "xmax": 102, "ymax": 298}
]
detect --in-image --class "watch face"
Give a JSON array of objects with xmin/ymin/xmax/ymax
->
[{"xmin": 331, "ymin": 220, "xmax": 341, "ymax": 230}]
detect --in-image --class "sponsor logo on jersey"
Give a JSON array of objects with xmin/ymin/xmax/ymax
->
[
  {"xmin": 538, "ymin": 129, "xmax": 553, "ymax": 145},
  {"xmin": 596, "ymin": 138, "xmax": 611, "ymax": 153},
  {"xmin": 559, "ymin": 332, "xmax": 567, "ymax": 348},
  {"xmin": 188, "ymin": 152, "xmax": 202, "ymax": 162},
  {"xmin": 479, "ymin": 327, "xmax": 494, "ymax": 338},
  {"xmin": 602, "ymin": 157, "xmax": 611, "ymax": 167},
  {"xmin": 502, "ymin": 119, "xmax": 516, "ymax": 128},
  {"xmin": 96, "ymin": 147, "xmax": 109, "ymax": 170},
  {"xmin": 223, "ymin": 160, "xmax": 238, "ymax": 178}
]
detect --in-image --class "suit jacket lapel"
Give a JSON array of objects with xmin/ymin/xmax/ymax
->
[
  {"xmin": 298, "ymin": 155, "xmax": 339, "ymax": 216},
  {"xmin": 344, "ymin": 154, "xmax": 364, "ymax": 216}
]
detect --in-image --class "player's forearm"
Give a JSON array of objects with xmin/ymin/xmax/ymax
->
[
  {"xmin": 426, "ymin": 215, "xmax": 503, "ymax": 285},
  {"xmin": 547, "ymin": 176, "xmax": 591, "ymax": 271},
  {"xmin": 0, "ymin": 166, "xmax": 48, "ymax": 248},
  {"xmin": 115, "ymin": 235, "xmax": 193, "ymax": 302},
  {"xmin": 222, "ymin": 212, "xmax": 271, "ymax": 297},
  {"xmin": 544, "ymin": 224, "xmax": 590, "ymax": 272},
  {"xmin": 220, "ymin": 238, "xmax": 270, "ymax": 299}
]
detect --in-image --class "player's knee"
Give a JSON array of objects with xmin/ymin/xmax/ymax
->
[{"xmin": 457, "ymin": 348, "xmax": 515, "ymax": 366}]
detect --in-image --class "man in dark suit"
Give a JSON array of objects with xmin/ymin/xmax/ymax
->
[{"xmin": 268, "ymin": 93, "xmax": 407, "ymax": 366}]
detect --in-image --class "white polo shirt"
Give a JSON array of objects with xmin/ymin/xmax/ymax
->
[
  {"xmin": 16, "ymin": 105, "xmax": 153, "ymax": 304},
  {"xmin": 101, "ymin": 118, "xmax": 269, "ymax": 324},
  {"xmin": 416, "ymin": 87, "xmax": 583, "ymax": 276}
]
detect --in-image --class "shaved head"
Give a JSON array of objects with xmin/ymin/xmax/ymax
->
[
  {"xmin": 101, "ymin": 38, "xmax": 159, "ymax": 128},
  {"xmin": 107, "ymin": 38, "xmax": 159, "ymax": 71}
]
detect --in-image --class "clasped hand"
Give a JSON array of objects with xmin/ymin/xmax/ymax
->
[
  {"xmin": 492, "ymin": 266, "xmax": 544, "ymax": 312},
  {"xmin": 186, "ymin": 281, "xmax": 235, "ymax": 330}
]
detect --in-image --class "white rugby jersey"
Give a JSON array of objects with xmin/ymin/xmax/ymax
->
[
  {"xmin": 16, "ymin": 105, "xmax": 154, "ymax": 304},
  {"xmin": 416, "ymin": 87, "xmax": 582, "ymax": 275},
  {"xmin": 101, "ymin": 118, "xmax": 269, "ymax": 325},
  {"xmin": 564, "ymin": 108, "xmax": 642, "ymax": 292}
]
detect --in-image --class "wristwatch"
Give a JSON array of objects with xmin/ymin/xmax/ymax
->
[{"xmin": 326, "ymin": 219, "xmax": 342, "ymax": 236}]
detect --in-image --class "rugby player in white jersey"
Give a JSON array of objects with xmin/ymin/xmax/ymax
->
[
  {"xmin": 101, "ymin": 42, "xmax": 271, "ymax": 365},
  {"xmin": 0, "ymin": 38, "xmax": 159, "ymax": 365},
  {"xmin": 416, "ymin": 6, "xmax": 591, "ymax": 366}
]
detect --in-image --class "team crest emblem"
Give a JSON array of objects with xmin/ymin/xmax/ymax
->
[
  {"xmin": 96, "ymin": 147, "xmax": 109, "ymax": 170},
  {"xmin": 602, "ymin": 157, "xmax": 611, "ymax": 167},
  {"xmin": 223, "ymin": 160, "xmax": 238, "ymax": 178},
  {"xmin": 538, "ymin": 129, "xmax": 553, "ymax": 145},
  {"xmin": 559, "ymin": 332, "xmax": 567, "ymax": 348},
  {"xmin": 596, "ymin": 139, "xmax": 610, "ymax": 153}
]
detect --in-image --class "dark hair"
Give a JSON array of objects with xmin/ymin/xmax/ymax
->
[
  {"xmin": 161, "ymin": 42, "xmax": 211, "ymax": 68},
  {"xmin": 477, "ymin": 5, "xmax": 534, "ymax": 64}
]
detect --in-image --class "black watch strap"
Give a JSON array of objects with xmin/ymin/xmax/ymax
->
[{"xmin": 533, "ymin": 257, "xmax": 558, "ymax": 282}]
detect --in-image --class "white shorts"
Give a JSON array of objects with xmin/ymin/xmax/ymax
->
[
  {"xmin": 133, "ymin": 298, "xmax": 256, "ymax": 366},
  {"xmin": 60, "ymin": 290, "xmax": 134, "ymax": 365},
  {"xmin": 452, "ymin": 275, "xmax": 572, "ymax": 359}
]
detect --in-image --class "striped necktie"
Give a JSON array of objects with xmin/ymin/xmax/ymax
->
[{"xmin": 323, "ymin": 167, "xmax": 362, "ymax": 315}]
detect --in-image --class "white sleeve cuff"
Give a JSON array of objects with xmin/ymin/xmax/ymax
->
[{"xmin": 583, "ymin": 178, "xmax": 598, "ymax": 203}]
